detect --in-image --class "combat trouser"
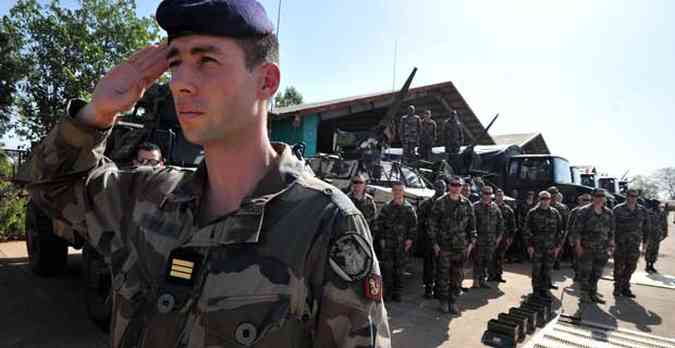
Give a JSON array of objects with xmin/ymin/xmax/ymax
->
[
  {"xmin": 422, "ymin": 238, "xmax": 436, "ymax": 289},
  {"xmin": 645, "ymin": 237, "xmax": 661, "ymax": 264},
  {"xmin": 578, "ymin": 247, "xmax": 609, "ymax": 297},
  {"xmin": 436, "ymin": 249, "xmax": 464, "ymax": 305},
  {"xmin": 613, "ymin": 243, "xmax": 640, "ymax": 292},
  {"xmin": 419, "ymin": 142, "xmax": 433, "ymax": 162},
  {"xmin": 473, "ymin": 243, "xmax": 496, "ymax": 283},
  {"xmin": 493, "ymin": 238, "xmax": 509, "ymax": 279},
  {"xmin": 381, "ymin": 242, "xmax": 406, "ymax": 298},
  {"xmin": 402, "ymin": 142, "xmax": 416, "ymax": 164},
  {"xmin": 531, "ymin": 248, "xmax": 555, "ymax": 294}
]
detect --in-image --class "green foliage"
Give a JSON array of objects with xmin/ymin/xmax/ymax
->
[
  {"xmin": 0, "ymin": 151, "xmax": 26, "ymax": 240},
  {"xmin": 653, "ymin": 167, "xmax": 675, "ymax": 200},
  {"xmin": 630, "ymin": 175, "xmax": 660, "ymax": 200},
  {"xmin": 1, "ymin": 0, "xmax": 161, "ymax": 142},
  {"xmin": 274, "ymin": 86, "xmax": 304, "ymax": 108}
]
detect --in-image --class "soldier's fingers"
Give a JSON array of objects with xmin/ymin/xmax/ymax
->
[{"xmin": 127, "ymin": 45, "xmax": 158, "ymax": 65}]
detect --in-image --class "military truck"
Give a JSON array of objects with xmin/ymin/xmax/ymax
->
[{"xmin": 13, "ymin": 84, "xmax": 203, "ymax": 329}]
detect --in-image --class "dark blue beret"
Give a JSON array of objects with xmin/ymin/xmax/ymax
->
[{"xmin": 156, "ymin": 0, "xmax": 274, "ymax": 41}]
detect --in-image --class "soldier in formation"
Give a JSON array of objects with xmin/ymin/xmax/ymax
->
[
  {"xmin": 28, "ymin": 0, "xmax": 391, "ymax": 346},
  {"xmin": 548, "ymin": 187, "xmax": 570, "ymax": 270},
  {"xmin": 523, "ymin": 191, "xmax": 563, "ymax": 298},
  {"xmin": 472, "ymin": 186, "xmax": 504, "ymax": 288},
  {"xmin": 511, "ymin": 190, "xmax": 536, "ymax": 262},
  {"xmin": 444, "ymin": 110, "xmax": 464, "ymax": 166},
  {"xmin": 645, "ymin": 202, "xmax": 668, "ymax": 273},
  {"xmin": 375, "ymin": 182, "xmax": 417, "ymax": 302},
  {"xmin": 571, "ymin": 189, "xmax": 614, "ymax": 304},
  {"xmin": 429, "ymin": 176, "xmax": 477, "ymax": 314},
  {"xmin": 419, "ymin": 109, "xmax": 437, "ymax": 161},
  {"xmin": 492, "ymin": 188, "xmax": 516, "ymax": 283},
  {"xmin": 348, "ymin": 174, "xmax": 377, "ymax": 230},
  {"xmin": 567, "ymin": 193, "xmax": 592, "ymax": 281},
  {"xmin": 612, "ymin": 188, "xmax": 650, "ymax": 298},
  {"xmin": 418, "ymin": 179, "xmax": 447, "ymax": 299},
  {"xmin": 400, "ymin": 105, "xmax": 421, "ymax": 164}
]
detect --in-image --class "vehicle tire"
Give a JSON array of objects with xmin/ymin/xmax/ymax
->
[
  {"xmin": 82, "ymin": 245, "xmax": 112, "ymax": 332},
  {"xmin": 25, "ymin": 202, "xmax": 68, "ymax": 276}
]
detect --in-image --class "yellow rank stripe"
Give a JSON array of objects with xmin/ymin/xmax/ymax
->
[
  {"xmin": 172, "ymin": 259, "xmax": 195, "ymax": 268},
  {"xmin": 170, "ymin": 270, "xmax": 192, "ymax": 280},
  {"xmin": 171, "ymin": 265, "xmax": 193, "ymax": 274}
]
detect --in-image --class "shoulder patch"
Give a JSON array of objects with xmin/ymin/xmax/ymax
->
[{"xmin": 329, "ymin": 233, "xmax": 373, "ymax": 282}]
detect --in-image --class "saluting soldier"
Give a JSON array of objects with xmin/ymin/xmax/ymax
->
[{"xmin": 28, "ymin": 1, "xmax": 391, "ymax": 346}]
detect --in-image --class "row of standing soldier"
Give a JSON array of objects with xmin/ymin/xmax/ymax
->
[
  {"xmin": 348, "ymin": 174, "xmax": 669, "ymax": 314},
  {"xmin": 400, "ymin": 105, "xmax": 464, "ymax": 164}
]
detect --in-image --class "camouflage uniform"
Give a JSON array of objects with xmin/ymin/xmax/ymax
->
[
  {"xmin": 375, "ymin": 200, "xmax": 417, "ymax": 298},
  {"xmin": 29, "ymin": 104, "xmax": 391, "ymax": 348},
  {"xmin": 510, "ymin": 201, "xmax": 535, "ymax": 261},
  {"xmin": 494, "ymin": 202, "xmax": 516, "ymax": 280},
  {"xmin": 613, "ymin": 203, "xmax": 650, "ymax": 293},
  {"xmin": 570, "ymin": 205, "xmax": 614, "ymax": 299},
  {"xmin": 400, "ymin": 113, "xmax": 421, "ymax": 164},
  {"xmin": 429, "ymin": 195, "xmax": 477, "ymax": 305},
  {"xmin": 419, "ymin": 118, "xmax": 437, "ymax": 161},
  {"xmin": 523, "ymin": 206, "xmax": 563, "ymax": 295},
  {"xmin": 645, "ymin": 208, "xmax": 667, "ymax": 265},
  {"xmin": 348, "ymin": 192, "xmax": 377, "ymax": 229},
  {"xmin": 418, "ymin": 193, "xmax": 443, "ymax": 292},
  {"xmin": 472, "ymin": 201, "xmax": 504, "ymax": 284},
  {"xmin": 566, "ymin": 204, "xmax": 587, "ymax": 280},
  {"xmin": 443, "ymin": 117, "xmax": 464, "ymax": 156},
  {"xmin": 552, "ymin": 201, "xmax": 570, "ymax": 267}
]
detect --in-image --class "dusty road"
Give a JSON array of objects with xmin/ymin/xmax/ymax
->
[{"xmin": 1, "ymin": 214, "xmax": 674, "ymax": 347}]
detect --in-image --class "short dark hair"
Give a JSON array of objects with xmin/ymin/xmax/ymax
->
[
  {"xmin": 236, "ymin": 33, "xmax": 279, "ymax": 70},
  {"xmin": 392, "ymin": 181, "xmax": 405, "ymax": 188},
  {"xmin": 137, "ymin": 142, "xmax": 162, "ymax": 157}
]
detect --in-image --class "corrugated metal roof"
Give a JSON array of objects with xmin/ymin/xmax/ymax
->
[
  {"xmin": 270, "ymin": 81, "xmax": 494, "ymax": 145},
  {"xmin": 492, "ymin": 133, "xmax": 541, "ymax": 147}
]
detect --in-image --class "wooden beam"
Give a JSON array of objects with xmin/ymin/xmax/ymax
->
[{"xmin": 432, "ymin": 94, "xmax": 477, "ymax": 143}]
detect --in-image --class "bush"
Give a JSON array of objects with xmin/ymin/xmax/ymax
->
[{"xmin": 0, "ymin": 152, "xmax": 27, "ymax": 241}]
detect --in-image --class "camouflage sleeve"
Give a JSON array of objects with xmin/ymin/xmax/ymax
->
[
  {"xmin": 554, "ymin": 210, "xmax": 564, "ymax": 247},
  {"xmin": 29, "ymin": 101, "xmax": 146, "ymax": 258},
  {"xmin": 609, "ymin": 210, "xmax": 615, "ymax": 245},
  {"xmin": 374, "ymin": 204, "xmax": 388, "ymax": 243},
  {"xmin": 523, "ymin": 211, "xmax": 533, "ymax": 247},
  {"xmin": 313, "ymin": 210, "xmax": 391, "ymax": 348},
  {"xmin": 416, "ymin": 201, "xmax": 428, "ymax": 235},
  {"xmin": 428, "ymin": 200, "xmax": 440, "ymax": 246},
  {"xmin": 568, "ymin": 211, "xmax": 579, "ymax": 245},
  {"xmin": 365, "ymin": 198, "xmax": 377, "ymax": 229},
  {"xmin": 642, "ymin": 209, "xmax": 651, "ymax": 244},
  {"xmin": 507, "ymin": 209, "xmax": 516, "ymax": 239},
  {"xmin": 406, "ymin": 205, "xmax": 418, "ymax": 242},
  {"xmin": 466, "ymin": 202, "xmax": 477, "ymax": 242},
  {"xmin": 496, "ymin": 207, "xmax": 504, "ymax": 240}
]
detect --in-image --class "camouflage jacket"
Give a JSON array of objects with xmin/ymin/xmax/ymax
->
[
  {"xmin": 473, "ymin": 201, "xmax": 504, "ymax": 246},
  {"xmin": 523, "ymin": 206, "xmax": 563, "ymax": 250},
  {"xmin": 29, "ymin": 102, "xmax": 391, "ymax": 348},
  {"xmin": 443, "ymin": 119, "xmax": 464, "ymax": 146},
  {"xmin": 375, "ymin": 200, "xmax": 417, "ymax": 243},
  {"xmin": 419, "ymin": 119, "xmax": 437, "ymax": 145},
  {"xmin": 647, "ymin": 209, "xmax": 664, "ymax": 242},
  {"xmin": 552, "ymin": 202, "xmax": 570, "ymax": 232},
  {"xmin": 659, "ymin": 210, "xmax": 669, "ymax": 241},
  {"xmin": 348, "ymin": 192, "xmax": 377, "ymax": 228},
  {"xmin": 570, "ymin": 205, "xmax": 615, "ymax": 251},
  {"xmin": 400, "ymin": 114, "xmax": 421, "ymax": 143},
  {"xmin": 567, "ymin": 205, "xmax": 586, "ymax": 240},
  {"xmin": 428, "ymin": 194, "xmax": 477, "ymax": 251},
  {"xmin": 418, "ymin": 194, "xmax": 443, "ymax": 240},
  {"xmin": 613, "ymin": 203, "xmax": 650, "ymax": 246},
  {"xmin": 497, "ymin": 202, "xmax": 516, "ymax": 240},
  {"xmin": 517, "ymin": 201, "xmax": 536, "ymax": 232}
]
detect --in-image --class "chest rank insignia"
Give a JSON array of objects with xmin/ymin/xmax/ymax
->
[
  {"xmin": 363, "ymin": 274, "xmax": 382, "ymax": 301},
  {"xmin": 166, "ymin": 248, "xmax": 203, "ymax": 286}
]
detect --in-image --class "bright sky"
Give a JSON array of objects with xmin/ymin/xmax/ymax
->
[{"xmin": 2, "ymin": 0, "xmax": 673, "ymax": 178}]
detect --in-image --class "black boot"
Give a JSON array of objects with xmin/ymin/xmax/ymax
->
[
  {"xmin": 650, "ymin": 264, "xmax": 659, "ymax": 273},
  {"xmin": 622, "ymin": 289, "xmax": 636, "ymax": 298},
  {"xmin": 591, "ymin": 293, "xmax": 606, "ymax": 304}
]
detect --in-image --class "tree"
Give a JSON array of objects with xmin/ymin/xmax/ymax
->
[
  {"xmin": 0, "ymin": 29, "xmax": 26, "ymax": 137},
  {"xmin": 1, "ymin": 0, "xmax": 161, "ymax": 142},
  {"xmin": 0, "ymin": 150, "xmax": 26, "ymax": 240},
  {"xmin": 630, "ymin": 174, "xmax": 660, "ymax": 200},
  {"xmin": 274, "ymin": 86, "xmax": 304, "ymax": 108},
  {"xmin": 653, "ymin": 167, "xmax": 675, "ymax": 200}
]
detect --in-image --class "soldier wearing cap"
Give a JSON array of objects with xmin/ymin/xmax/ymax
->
[
  {"xmin": 348, "ymin": 174, "xmax": 377, "ymax": 229},
  {"xmin": 419, "ymin": 109, "xmax": 437, "ymax": 161},
  {"xmin": 645, "ymin": 201, "xmax": 668, "ymax": 274},
  {"xmin": 444, "ymin": 110, "xmax": 464, "ymax": 166},
  {"xmin": 472, "ymin": 186, "xmax": 504, "ymax": 288},
  {"xmin": 612, "ymin": 188, "xmax": 650, "ymax": 297},
  {"xmin": 567, "ymin": 193, "xmax": 592, "ymax": 281},
  {"xmin": 417, "ymin": 179, "xmax": 447, "ymax": 299},
  {"xmin": 492, "ymin": 188, "xmax": 516, "ymax": 283},
  {"xmin": 400, "ymin": 105, "xmax": 421, "ymax": 164},
  {"xmin": 28, "ymin": 1, "xmax": 390, "ymax": 347},
  {"xmin": 429, "ymin": 176, "xmax": 477, "ymax": 314},
  {"xmin": 523, "ymin": 191, "xmax": 563, "ymax": 298},
  {"xmin": 570, "ymin": 189, "xmax": 614, "ymax": 304}
]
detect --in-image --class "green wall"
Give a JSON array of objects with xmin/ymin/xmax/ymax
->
[{"xmin": 270, "ymin": 114, "xmax": 319, "ymax": 157}]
